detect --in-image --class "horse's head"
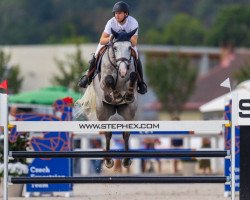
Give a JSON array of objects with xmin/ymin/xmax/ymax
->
[{"xmin": 110, "ymin": 28, "xmax": 137, "ymax": 78}]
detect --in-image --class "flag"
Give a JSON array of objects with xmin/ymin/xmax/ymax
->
[
  {"xmin": 0, "ymin": 80, "xmax": 7, "ymax": 90},
  {"xmin": 220, "ymin": 78, "xmax": 231, "ymax": 89}
]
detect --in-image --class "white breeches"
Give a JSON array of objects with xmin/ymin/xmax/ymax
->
[{"xmin": 94, "ymin": 43, "xmax": 138, "ymax": 59}]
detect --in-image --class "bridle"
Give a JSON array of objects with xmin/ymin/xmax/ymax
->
[{"xmin": 107, "ymin": 41, "xmax": 132, "ymax": 71}]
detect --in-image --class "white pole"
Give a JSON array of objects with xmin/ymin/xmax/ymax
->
[
  {"xmin": 1, "ymin": 94, "xmax": 9, "ymax": 200},
  {"xmin": 231, "ymin": 92, "xmax": 237, "ymax": 200},
  {"xmin": 130, "ymin": 137, "xmax": 141, "ymax": 174},
  {"xmin": 11, "ymin": 120, "xmax": 229, "ymax": 133},
  {"xmin": 80, "ymin": 137, "xmax": 89, "ymax": 175}
]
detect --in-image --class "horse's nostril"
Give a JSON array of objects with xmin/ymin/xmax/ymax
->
[{"xmin": 119, "ymin": 71, "xmax": 126, "ymax": 78}]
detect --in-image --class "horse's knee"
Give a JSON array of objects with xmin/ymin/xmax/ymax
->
[{"xmin": 104, "ymin": 75, "xmax": 115, "ymax": 88}]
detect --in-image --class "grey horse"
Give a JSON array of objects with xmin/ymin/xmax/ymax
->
[{"xmin": 93, "ymin": 28, "xmax": 138, "ymax": 168}]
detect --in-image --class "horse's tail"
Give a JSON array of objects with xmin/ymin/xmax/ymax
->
[{"xmin": 74, "ymin": 83, "xmax": 98, "ymax": 121}]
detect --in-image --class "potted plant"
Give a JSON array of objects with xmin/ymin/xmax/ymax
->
[{"xmin": 0, "ymin": 133, "xmax": 29, "ymax": 197}]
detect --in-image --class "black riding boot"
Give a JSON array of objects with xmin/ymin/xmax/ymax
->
[
  {"xmin": 136, "ymin": 58, "xmax": 147, "ymax": 94},
  {"xmin": 78, "ymin": 55, "xmax": 96, "ymax": 88}
]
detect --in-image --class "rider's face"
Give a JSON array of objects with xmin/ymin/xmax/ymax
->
[{"xmin": 114, "ymin": 11, "xmax": 128, "ymax": 23}]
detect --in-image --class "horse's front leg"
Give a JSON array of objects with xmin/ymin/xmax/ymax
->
[
  {"xmin": 122, "ymin": 131, "xmax": 132, "ymax": 168},
  {"xmin": 124, "ymin": 72, "xmax": 137, "ymax": 104},
  {"xmin": 102, "ymin": 75, "xmax": 122, "ymax": 104},
  {"xmin": 104, "ymin": 131, "xmax": 114, "ymax": 168}
]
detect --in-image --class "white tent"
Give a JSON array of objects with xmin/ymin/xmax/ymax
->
[{"xmin": 199, "ymin": 80, "xmax": 250, "ymax": 113}]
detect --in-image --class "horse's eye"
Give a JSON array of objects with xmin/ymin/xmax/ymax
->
[{"xmin": 113, "ymin": 47, "xmax": 117, "ymax": 51}]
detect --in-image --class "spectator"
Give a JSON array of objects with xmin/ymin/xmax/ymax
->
[
  {"xmin": 170, "ymin": 116, "xmax": 183, "ymax": 173},
  {"xmin": 199, "ymin": 138, "xmax": 212, "ymax": 174},
  {"xmin": 141, "ymin": 138, "xmax": 161, "ymax": 173},
  {"xmin": 89, "ymin": 138, "xmax": 103, "ymax": 174}
]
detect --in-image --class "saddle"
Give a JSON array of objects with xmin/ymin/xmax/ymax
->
[{"xmin": 95, "ymin": 45, "xmax": 108, "ymax": 76}]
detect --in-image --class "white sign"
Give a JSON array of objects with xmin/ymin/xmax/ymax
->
[
  {"xmin": 11, "ymin": 120, "xmax": 228, "ymax": 133},
  {"xmin": 233, "ymin": 91, "xmax": 250, "ymax": 126}
]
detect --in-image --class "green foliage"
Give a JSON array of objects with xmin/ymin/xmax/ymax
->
[
  {"xmin": 51, "ymin": 45, "xmax": 88, "ymax": 92},
  {"xmin": 146, "ymin": 53, "xmax": 198, "ymax": 119},
  {"xmin": 0, "ymin": 50, "xmax": 23, "ymax": 94},
  {"xmin": 0, "ymin": 134, "xmax": 28, "ymax": 164},
  {"xmin": 0, "ymin": 0, "xmax": 249, "ymax": 45},
  {"xmin": 144, "ymin": 14, "xmax": 205, "ymax": 45},
  {"xmin": 234, "ymin": 62, "xmax": 250, "ymax": 84},
  {"xmin": 162, "ymin": 14, "xmax": 205, "ymax": 46},
  {"xmin": 206, "ymin": 5, "xmax": 250, "ymax": 47},
  {"xmin": 144, "ymin": 29, "xmax": 164, "ymax": 44},
  {"xmin": 0, "ymin": 132, "xmax": 29, "ymax": 177}
]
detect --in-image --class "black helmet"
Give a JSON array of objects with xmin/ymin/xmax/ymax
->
[{"xmin": 112, "ymin": 1, "xmax": 130, "ymax": 14}]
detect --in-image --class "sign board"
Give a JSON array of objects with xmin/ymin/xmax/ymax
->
[
  {"xmin": 233, "ymin": 91, "xmax": 250, "ymax": 126},
  {"xmin": 27, "ymin": 157, "xmax": 73, "ymax": 192}
]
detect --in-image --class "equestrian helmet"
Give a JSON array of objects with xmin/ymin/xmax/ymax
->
[{"xmin": 112, "ymin": 1, "xmax": 130, "ymax": 14}]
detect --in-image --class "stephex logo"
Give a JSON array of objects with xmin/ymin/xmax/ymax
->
[{"xmin": 239, "ymin": 99, "xmax": 250, "ymax": 118}]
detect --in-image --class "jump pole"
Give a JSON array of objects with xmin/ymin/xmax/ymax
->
[
  {"xmin": 0, "ymin": 93, "xmax": 9, "ymax": 200},
  {"xmin": 11, "ymin": 120, "xmax": 229, "ymax": 133},
  {"xmin": 12, "ymin": 176, "xmax": 228, "ymax": 184},
  {"xmin": 9, "ymin": 150, "xmax": 229, "ymax": 158}
]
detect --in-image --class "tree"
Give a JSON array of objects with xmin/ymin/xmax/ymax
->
[
  {"xmin": 206, "ymin": 5, "xmax": 250, "ymax": 47},
  {"xmin": 162, "ymin": 14, "xmax": 205, "ymax": 46},
  {"xmin": 146, "ymin": 53, "xmax": 198, "ymax": 119},
  {"xmin": 234, "ymin": 62, "xmax": 250, "ymax": 84},
  {"xmin": 0, "ymin": 50, "xmax": 23, "ymax": 93},
  {"xmin": 144, "ymin": 14, "xmax": 205, "ymax": 45},
  {"xmin": 51, "ymin": 45, "xmax": 88, "ymax": 92}
]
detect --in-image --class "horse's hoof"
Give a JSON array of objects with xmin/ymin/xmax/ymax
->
[
  {"xmin": 105, "ymin": 159, "xmax": 114, "ymax": 168},
  {"xmin": 104, "ymin": 94, "xmax": 113, "ymax": 103},
  {"xmin": 122, "ymin": 158, "xmax": 132, "ymax": 168},
  {"xmin": 124, "ymin": 93, "xmax": 134, "ymax": 104},
  {"xmin": 112, "ymin": 90, "xmax": 123, "ymax": 104},
  {"xmin": 114, "ymin": 97, "xmax": 123, "ymax": 104}
]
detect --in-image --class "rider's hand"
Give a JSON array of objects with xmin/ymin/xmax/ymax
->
[{"xmin": 109, "ymin": 34, "xmax": 114, "ymax": 42}]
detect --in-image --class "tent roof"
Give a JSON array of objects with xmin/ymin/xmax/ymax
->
[
  {"xmin": 9, "ymin": 86, "xmax": 81, "ymax": 105},
  {"xmin": 199, "ymin": 80, "xmax": 250, "ymax": 113}
]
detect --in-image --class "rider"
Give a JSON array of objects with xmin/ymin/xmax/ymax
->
[{"xmin": 78, "ymin": 1, "xmax": 147, "ymax": 94}]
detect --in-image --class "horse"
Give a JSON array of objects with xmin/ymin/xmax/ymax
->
[{"xmin": 92, "ymin": 28, "xmax": 139, "ymax": 169}]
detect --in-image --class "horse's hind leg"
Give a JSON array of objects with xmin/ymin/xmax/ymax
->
[
  {"xmin": 104, "ymin": 131, "xmax": 114, "ymax": 168},
  {"xmin": 122, "ymin": 132, "xmax": 132, "ymax": 168}
]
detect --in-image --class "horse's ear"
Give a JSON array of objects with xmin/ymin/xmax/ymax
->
[
  {"xmin": 111, "ymin": 28, "xmax": 119, "ymax": 38},
  {"xmin": 127, "ymin": 28, "xmax": 138, "ymax": 39}
]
